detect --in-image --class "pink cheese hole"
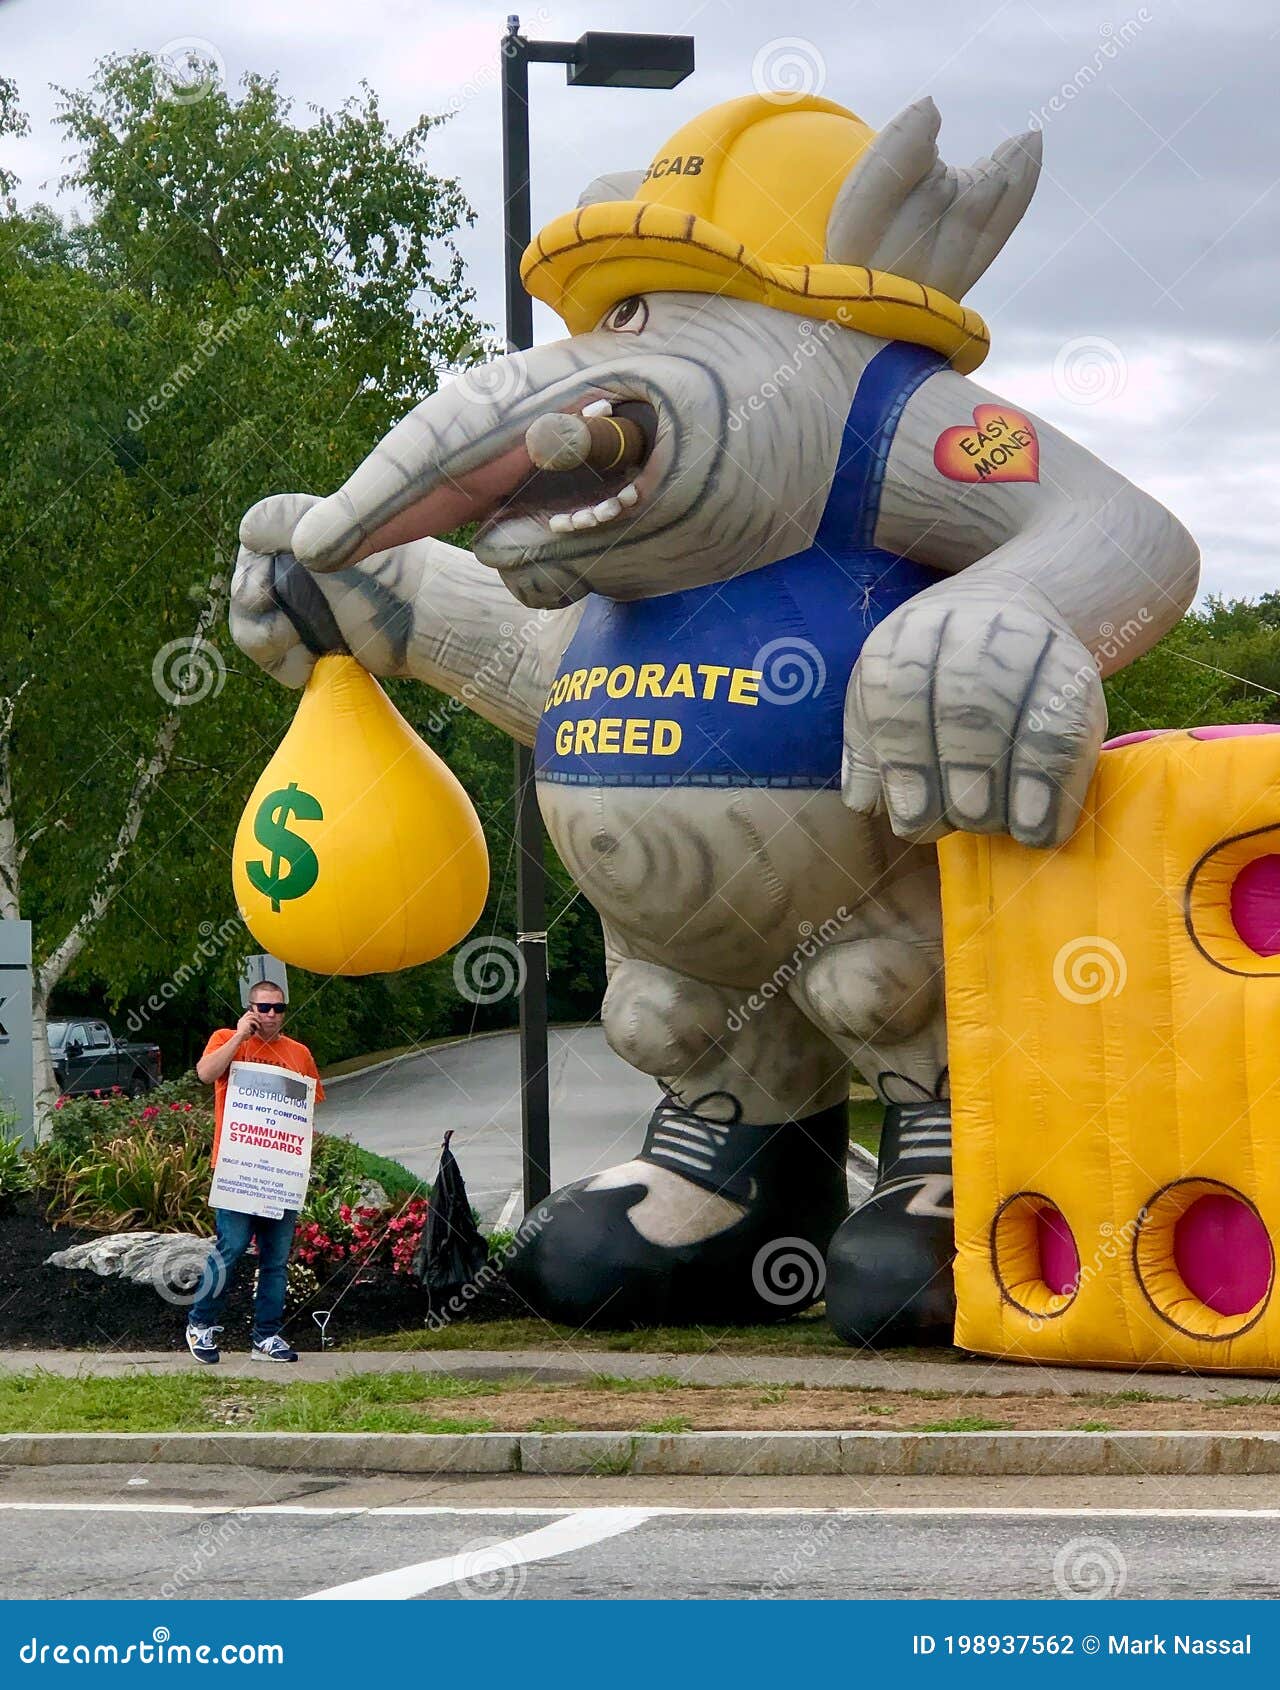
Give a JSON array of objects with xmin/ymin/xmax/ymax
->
[
  {"xmin": 1174, "ymin": 1195, "xmax": 1272, "ymax": 1316},
  {"xmin": 1189, "ymin": 724, "xmax": 1280, "ymax": 740},
  {"xmin": 1230, "ymin": 854, "xmax": 1280, "ymax": 957},
  {"xmin": 1036, "ymin": 1205, "xmax": 1080, "ymax": 1296}
]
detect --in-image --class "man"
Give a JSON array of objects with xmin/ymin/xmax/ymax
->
[{"xmin": 185, "ymin": 982, "xmax": 325, "ymax": 1364}]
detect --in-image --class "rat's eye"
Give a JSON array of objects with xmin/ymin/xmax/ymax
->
[{"xmin": 602, "ymin": 297, "xmax": 649, "ymax": 334}]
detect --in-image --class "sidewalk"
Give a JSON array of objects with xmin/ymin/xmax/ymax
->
[{"xmin": 2, "ymin": 1345, "xmax": 1275, "ymax": 1401}]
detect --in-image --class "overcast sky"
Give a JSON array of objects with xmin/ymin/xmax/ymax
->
[{"xmin": 5, "ymin": 0, "xmax": 1278, "ymax": 600}]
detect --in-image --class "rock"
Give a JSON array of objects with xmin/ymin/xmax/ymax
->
[
  {"xmin": 353, "ymin": 1178, "xmax": 390, "ymax": 1211},
  {"xmin": 47, "ymin": 1231, "xmax": 215, "ymax": 1301},
  {"xmin": 47, "ymin": 1233, "xmax": 164, "ymax": 1277}
]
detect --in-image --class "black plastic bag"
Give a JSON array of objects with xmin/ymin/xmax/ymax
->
[{"xmin": 412, "ymin": 1130, "xmax": 488, "ymax": 1299}]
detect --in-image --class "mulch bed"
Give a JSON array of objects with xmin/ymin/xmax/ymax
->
[{"xmin": 0, "ymin": 1194, "xmax": 519, "ymax": 1353}]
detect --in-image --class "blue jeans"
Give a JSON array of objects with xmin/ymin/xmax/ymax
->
[{"xmin": 189, "ymin": 1209, "xmax": 297, "ymax": 1340}]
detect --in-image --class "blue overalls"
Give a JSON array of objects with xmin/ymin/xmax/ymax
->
[{"xmin": 534, "ymin": 342, "xmax": 947, "ymax": 791}]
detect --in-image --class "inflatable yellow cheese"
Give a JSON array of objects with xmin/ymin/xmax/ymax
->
[
  {"xmin": 233, "ymin": 655, "xmax": 489, "ymax": 976},
  {"xmin": 941, "ymin": 725, "xmax": 1280, "ymax": 1373}
]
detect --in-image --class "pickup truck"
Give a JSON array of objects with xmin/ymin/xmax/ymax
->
[{"xmin": 49, "ymin": 1019, "xmax": 162, "ymax": 1099}]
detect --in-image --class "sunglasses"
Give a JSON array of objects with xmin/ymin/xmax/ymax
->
[{"xmin": 251, "ymin": 1003, "xmax": 286, "ymax": 1014}]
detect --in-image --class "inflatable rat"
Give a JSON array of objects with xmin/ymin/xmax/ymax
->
[{"xmin": 230, "ymin": 94, "xmax": 1198, "ymax": 1343}]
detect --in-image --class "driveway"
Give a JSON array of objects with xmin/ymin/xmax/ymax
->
[{"xmin": 320, "ymin": 1026, "xmax": 661, "ymax": 1223}]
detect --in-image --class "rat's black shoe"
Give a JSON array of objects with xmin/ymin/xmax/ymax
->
[
  {"xmin": 504, "ymin": 1091, "xmax": 851, "ymax": 1329},
  {"xmin": 824, "ymin": 1100, "xmax": 956, "ymax": 1347}
]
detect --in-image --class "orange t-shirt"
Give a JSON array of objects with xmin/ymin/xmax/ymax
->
[{"xmin": 203, "ymin": 1029, "xmax": 326, "ymax": 1163}]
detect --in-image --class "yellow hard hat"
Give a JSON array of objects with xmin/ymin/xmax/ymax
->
[{"xmin": 522, "ymin": 93, "xmax": 989, "ymax": 373}]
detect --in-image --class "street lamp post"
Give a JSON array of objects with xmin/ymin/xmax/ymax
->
[{"xmin": 499, "ymin": 17, "xmax": 694, "ymax": 1212}]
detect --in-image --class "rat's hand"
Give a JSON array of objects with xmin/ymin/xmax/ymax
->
[
  {"xmin": 230, "ymin": 493, "xmax": 339, "ymax": 687},
  {"xmin": 842, "ymin": 577, "xmax": 1107, "ymax": 848}
]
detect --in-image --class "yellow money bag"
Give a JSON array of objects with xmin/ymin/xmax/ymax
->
[{"xmin": 233, "ymin": 655, "xmax": 489, "ymax": 975}]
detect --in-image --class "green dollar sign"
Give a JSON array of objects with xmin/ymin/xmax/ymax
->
[{"xmin": 246, "ymin": 781, "xmax": 323, "ymax": 912}]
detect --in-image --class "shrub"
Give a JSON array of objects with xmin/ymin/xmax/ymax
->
[
  {"xmin": 486, "ymin": 1227, "xmax": 516, "ymax": 1261},
  {"xmin": 151, "ymin": 1069, "xmax": 206, "ymax": 1107},
  {"xmin": 137, "ymin": 1100, "xmax": 214, "ymax": 1157},
  {"xmin": 23, "ymin": 1136, "xmax": 75, "ymax": 1209},
  {"xmin": 30, "ymin": 1076, "xmax": 430, "ymax": 1277},
  {"xmin": 34, "ymin": 1087, "xmax": 215, "ymax": 1224},
  {"xmin": 308, "ymin": 1133, "xmax": 362, "ymax": 1199},
  {"xmin": 286, "ymin": 1261, "xmax": 320, "ymax": 1309},
  {"xmin": 47, "ymin": 1080, "xmax": 214, "ymax": 1159},
  {"xmin": 298, "ymin": 1184, "xmax": 359, "ymax": 1259},
  {"xmin": 295, "ymin": 1195, "xmax": 430, "ymax": 1280},
  {"xmin": 0, "ymin": 1117, "xmax": 32, "ymax": 1210},
  {"xmin": 384, "ymin": 1196, "xmax": 430, "ymax": 1276},
  {"xmin": 58, "ymin": 1125, "xmax": 213, "ymax": 1232},
  {"xmin": 45, "ymin": 1090, "xmax": 136, "ymax": 1159}
]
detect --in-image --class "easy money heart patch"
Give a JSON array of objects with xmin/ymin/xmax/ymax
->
[{"xmin": 934, "ymin": 405, "xmax": 1039, "ymax": 484}]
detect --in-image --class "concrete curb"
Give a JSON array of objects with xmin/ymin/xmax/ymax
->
[
  {"xmin": 848, "ymin": 1141, "xmax": 878, "ymax": 1174},
  {"xmin": 8, "ymin": 1429, "xmax": 1280, "ymax": 1478}
]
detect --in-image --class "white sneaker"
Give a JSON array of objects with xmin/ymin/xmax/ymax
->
[
  {"xmin": 251, "ymin": 1334, "xmax": 298, "ymax": 1363},
  {"xmin": 186, "ymin": 1324, "xmax": 221, "ymax": 1365}
]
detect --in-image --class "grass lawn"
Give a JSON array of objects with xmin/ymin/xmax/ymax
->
[
  {"xmin": 0, "ymin": 1370, "xmax": 495, "ymax": 1435},
  {"xmin": 350, "ymin": 1311, "xmax": 932, "ymax": 1357},
  {"xmin": 847, "ymin": 1097, "xmax": 882, "ymax": 1157},
  {"xmin": 3, "ymin": 1370, "xmax": 1279, "ymax": 1435},
  {"xmin": 349, "ymin": 1145, "xmax": 426, "ymax": 1203}
]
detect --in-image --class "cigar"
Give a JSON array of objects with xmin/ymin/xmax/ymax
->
[{"xmin": 524, "ymin": 407, "xmax": 646, "ymax": 477}]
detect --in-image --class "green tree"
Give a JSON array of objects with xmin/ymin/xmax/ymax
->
[
  {"xmin": 1105, "ymin": 599, "xmax": 1279, "ymax": 736},
  {"xmin": 0, "ymin": 74, "xmax": 28, "ymax": 208},
  {"xmin": 0, "ymin": 53, "xmax": 498, "ymax": 1116}
]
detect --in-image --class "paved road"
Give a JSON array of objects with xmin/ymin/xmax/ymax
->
[
  {"xmin": 1, "ymin": 1489, "xmax": 1276, "ymax": 1600},
  {"xmin": 321, "ymin": 1026, "xmax": 660, "ymax": 1224},
  {"xmin": 322, "ymin": 1026, "xmax": 873, "ymax": 1223}
]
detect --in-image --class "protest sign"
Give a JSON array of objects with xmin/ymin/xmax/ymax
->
[{"xmin": 209, "ymin": 1060, "xmax": 315, "ymax": 1218}]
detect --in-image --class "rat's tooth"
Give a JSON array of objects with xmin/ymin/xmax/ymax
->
[
  {"xmin": 592, "ymin": 497, "xmax": 622, "ymax": 521},
  {"xmin": 549, "ymin": 513, "xmax": 575, "ymax": 534},
  {"xmin": 582, "ymin": 398, "xmax": 613, "ymax": 418},
  {"xmin": 617, "ymin": 483, "xmax": 639, "ymax": 507},
  {"xmin": 570, "ymin": 507, "xmax": 598, "ymax": 529}
]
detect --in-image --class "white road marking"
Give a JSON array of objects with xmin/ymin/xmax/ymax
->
[
  {"xmin": 495, "ymin": 1187, "xmax": 523, "ymax": 1230},
  {"xmin": 5, "ymin": 1502, "xmax": 1280, "ymax": 1520},
  {"xmin": 300, "ymin": 1506, "xmax": 656, "ymax": 1600}
]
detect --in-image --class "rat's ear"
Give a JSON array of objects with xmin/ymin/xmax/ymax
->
[
  {"xmin": 825, "ymin": 99, "xmax": 1041, "ymax": 298},
  {"xmin": 577, "ymin": 169, "xmax": 646, "ymax": 208}
]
